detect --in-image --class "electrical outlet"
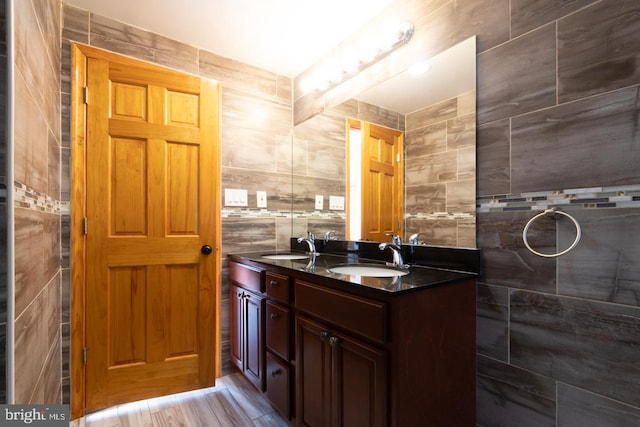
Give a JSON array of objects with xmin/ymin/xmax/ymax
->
[{"xmin": 315, "ymin": 195, "xmax": 324, "ymax": 210}]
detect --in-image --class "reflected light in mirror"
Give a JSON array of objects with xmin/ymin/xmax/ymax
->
[{"xmin": 348, "ymin": 128, "xmax": 362, "ymax": 240}]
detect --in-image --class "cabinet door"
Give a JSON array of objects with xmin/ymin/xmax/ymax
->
[
  {"xmin": 296, "ymin": 316, "xmax": 332, "ymax": 427},
  {"xmin": 229, "ymin": 284, "xmax": 244, "ymax": 370},
  {"xmin": 243, "ymin": 289, "xmax": 265, "ymax": 391},
  {"xmin": 331, "ymin": 331, "xmax": 387, "ymax": 427}
]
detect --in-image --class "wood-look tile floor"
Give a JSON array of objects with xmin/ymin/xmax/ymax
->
[{"xmin": 70, "ymin": 373, "xmax": 289, "ymax": 427}]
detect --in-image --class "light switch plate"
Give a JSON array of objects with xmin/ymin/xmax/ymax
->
[
  {"xmin": 256, "ymin": 191, "xmax": 267, "ymax": 208},
  {"xmin": 225, "ymin": 189, "xmax": 248, "ymax": 206},
  {"xmin": 329, "ymin": 195, "xmax": 345, "ymax": 210},
  {"xmin": 315, "ymin": 195, "xmax": 324, "ymax": 210}
]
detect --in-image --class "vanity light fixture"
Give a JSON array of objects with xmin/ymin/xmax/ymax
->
[{"xmin": 301, "ymin": 20, "xmax": 414, "ymax": 94}]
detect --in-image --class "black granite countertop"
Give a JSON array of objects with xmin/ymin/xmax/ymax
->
[{"xmin": 228, "ymin": 249, "xmax": 479, "ymax": 295}]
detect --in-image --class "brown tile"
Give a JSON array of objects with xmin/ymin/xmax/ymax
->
[
  {"xmin": 406, "ymin": 122, "xmax": 447, "ymax": 159},
  {"xmin": 448, "ymin": 179, "xmax": 475, "ymax": 212},
  {"xmin": 477, "ymin": 210, "xmax": 556, "ymax": 292},
  {"xmin": 477, "ymin": 119, "xmax": 510, "ymax": 196},
  {"xmin": 558, "ymin": 0, "xmax": 640, "ymax": 103},
  {"xmin": 477, "ymin": 355, "xmax": 556, "ymax": 427},
  {"xmin": 199, "ymin": 49, "xmax": 282, "ymax": 101},
  {"xmin": 558, "ymin": 208, "xmax": 640, "ymax": 307},
  {"xmin": 90, "ymin": 14, "xmax": 156, "ymax": 63},
  {"xmin": 511, "ymin": 86, "xmax": 640, "ymax": 192},
  {"xmin": 477, "ymin": 23, "xmax": 556, "ymax": 124},
  {"xmin": 406, "ymin": 151, "xmax": 457, "ymax": 184},
  {"xmin": 407, "ymin": 97, "xmax": 457, "ymax": 129},
  {"xmin": 511, "ymin": 0, "xmax": 596, "ymax": 37},
  {"xmin": 405, "ymin": 183, "xmax": 446, "ymax": 214},
  {"xmin": 511, "ymin": 291, "xmax": 640, "ymax": 408},
  {"xmin": 447, "ymin": 112, "xmax": 475, "ymax": 150},
  {"xmin": 62, "ymin": 4, "xmax": 89, "ymax": 43},
  {"xmin": 558, "ymin": 383, "xmax": 640, "ymax": 426},
  {"xmin": 476, "ymin": 284, "xmax": 509, "ymax": 361}
]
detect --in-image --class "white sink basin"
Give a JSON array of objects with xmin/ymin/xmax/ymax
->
[
  {"xmin": 328, "ymin": 264, "xmax": 409, "ymax": 277},
  {"xmin": 261, "ymin": 253, "xmax": 309, "ymax": 260}
]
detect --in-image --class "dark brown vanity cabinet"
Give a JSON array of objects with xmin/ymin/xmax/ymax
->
[
  {"xmin": 295, "ymin": 280, "xmax": 387, "ymax": 427},
  {"xmin": 230, "ymin": 257, "xmax": 477, "ymax": 426},
  {"xmin": 229, "ymin": 262, "xmax": 266, "ymax": 392}
]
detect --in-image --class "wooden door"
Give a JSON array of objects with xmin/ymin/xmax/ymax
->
[
  {"xmin": 81, "ymin": 46, "xmax": 220, "ymax": 410},
  {"xmin": 360, "ymin": 122, "xmax": 404, "ymax": 241}
]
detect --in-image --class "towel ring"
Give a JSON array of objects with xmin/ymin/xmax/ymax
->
[{"xmin": 522, "ymin": 208, "xmax": 581, "ymax": 258}]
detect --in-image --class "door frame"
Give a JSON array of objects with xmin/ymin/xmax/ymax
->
[{"xmin": 69, "ymin": 43, "xmax": 222, "ymax": 419}]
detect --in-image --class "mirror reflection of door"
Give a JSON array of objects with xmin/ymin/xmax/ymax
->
[{"xmin": 347, "ymin": 118, "xmax": 404, "ymax": 241}]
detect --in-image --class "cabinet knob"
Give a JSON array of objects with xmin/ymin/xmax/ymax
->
[
  {"xmin": 270, "ymin": 313, "xmax": 279, "ymax": 320},
  {"xmin": 271, "ymin": 368, "xmax": 282, "ymax": 377},
  {"xmin": 320, "ymin": 331, "xmax": 330, "ymax": 341},
  {"xmin": 329, "ymin": 336, "xmax": 340, "ymax": 347},
  {"xmin": 269, "ymin": 280, "xmax": 279, "ymax": 287}
]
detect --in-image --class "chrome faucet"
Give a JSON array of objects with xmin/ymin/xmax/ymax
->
[
  {"xmin": 385, "ymin": 232, "xmax": 402, "ymax": 246},
  {"xmin": 297, "ymin": 232, "xmax": 316, "ymax": 255},
  {"xmin": 379, "ymin": 242, "xmax": 405, "ymax": 267},
  {"xmin": 324, "ymin": 230, "xmax": 336, "ymax": 243},
  {"xmin": 409, "ymin": 232, "xmax": 423, "ymax": 245}
]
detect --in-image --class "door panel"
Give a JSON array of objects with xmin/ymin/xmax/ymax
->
[
  {"xmin": 296, "ymin": 316, "xmax": 332, "ymax": 427},
  {"xmin": 360, "ymin": 122, "xmax": 404, "ymax": 241},
  {"xmin": 332, "ymin": 331, "xmax": 387, "ymax": 427},
  {"xmin": 83, "ymin": 48, "xmax": 220, "ymax": 411}
]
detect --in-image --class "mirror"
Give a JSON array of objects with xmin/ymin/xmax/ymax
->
[{"xmin": 292, "ymin": 36, "xmax": 476, "ymax": 248}]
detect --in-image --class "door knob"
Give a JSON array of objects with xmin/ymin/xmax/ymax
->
[{"xmin": 201, "ymin": 245, "xmax": 213, "ymax": 255}]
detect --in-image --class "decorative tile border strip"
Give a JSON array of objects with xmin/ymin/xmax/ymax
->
[
  {"xmin": 405, "ymin": 212, "xmax": 475, "ymax": 220},
  {"xmin": 222, "ymin": 207, "xmax": 347, "ymax": 220},
  {"xmin": 13, "ymin": 182, "xmax": 63, "ymax": 214},
  {"xmin": 477, "ymin": 184, "xmax": 640, "ymax": 213}
]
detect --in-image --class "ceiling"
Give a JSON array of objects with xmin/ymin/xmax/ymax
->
[{"xmin": 64, "ymin": 0, "xmax": 394, "ymax": 77}]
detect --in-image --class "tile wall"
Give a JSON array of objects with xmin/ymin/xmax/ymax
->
[
  {"xmin": 405, "ymin": 90, "xmax": 476, "ymax": 247},
  {"xmin": 471, "ymin": 0, "xmax": 640, "ymax": 425},
  {"xmin": 2, "ymin": 0, "xmax": 636, "ymax": 425},
  {"xmin": 11, "ymin": 0, "xmax": 62, "ymax": 404}
]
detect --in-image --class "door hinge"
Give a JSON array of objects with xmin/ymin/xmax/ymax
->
[
  {"xmin": 83, "ymin": 347, "xmax": 87, "ymax": 365},
  {"xmin": 83, "ymin": 217, "xmax": 88, "ymax": 235},
  {"xmin": 83, "ymin": 86, "xmax": 89, "ymax": 104}
]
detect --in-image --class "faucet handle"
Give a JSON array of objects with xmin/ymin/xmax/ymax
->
[
  {"xmin": 307, "ymin": 231, "xmax": 316, "ymax": 241},
  {"xmin": 385, "ymin": 232, "xmax": 402, "ymax": 246},
  {"xmin": 409, "ymin": 232, "xmax": 423, "ymax": 245}
]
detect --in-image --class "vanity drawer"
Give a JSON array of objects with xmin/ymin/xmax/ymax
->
[
  {"xmin": 266, "ymin": 352, "xmax": 291, "ymax": 420},
  {"xmin": 266, "ymin": 272, "xmax": 290, "ymax": 304},
  {"xmin": 266, "ymin": 301, "xmax": 290, "ymax": 360},
  {"xmin": 295, "ymin": 280, "xmax": 386, "ymax": 344},
  {"xmin": 229, "ymin": 261, "xmax": 264, "ymax": 294}
]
